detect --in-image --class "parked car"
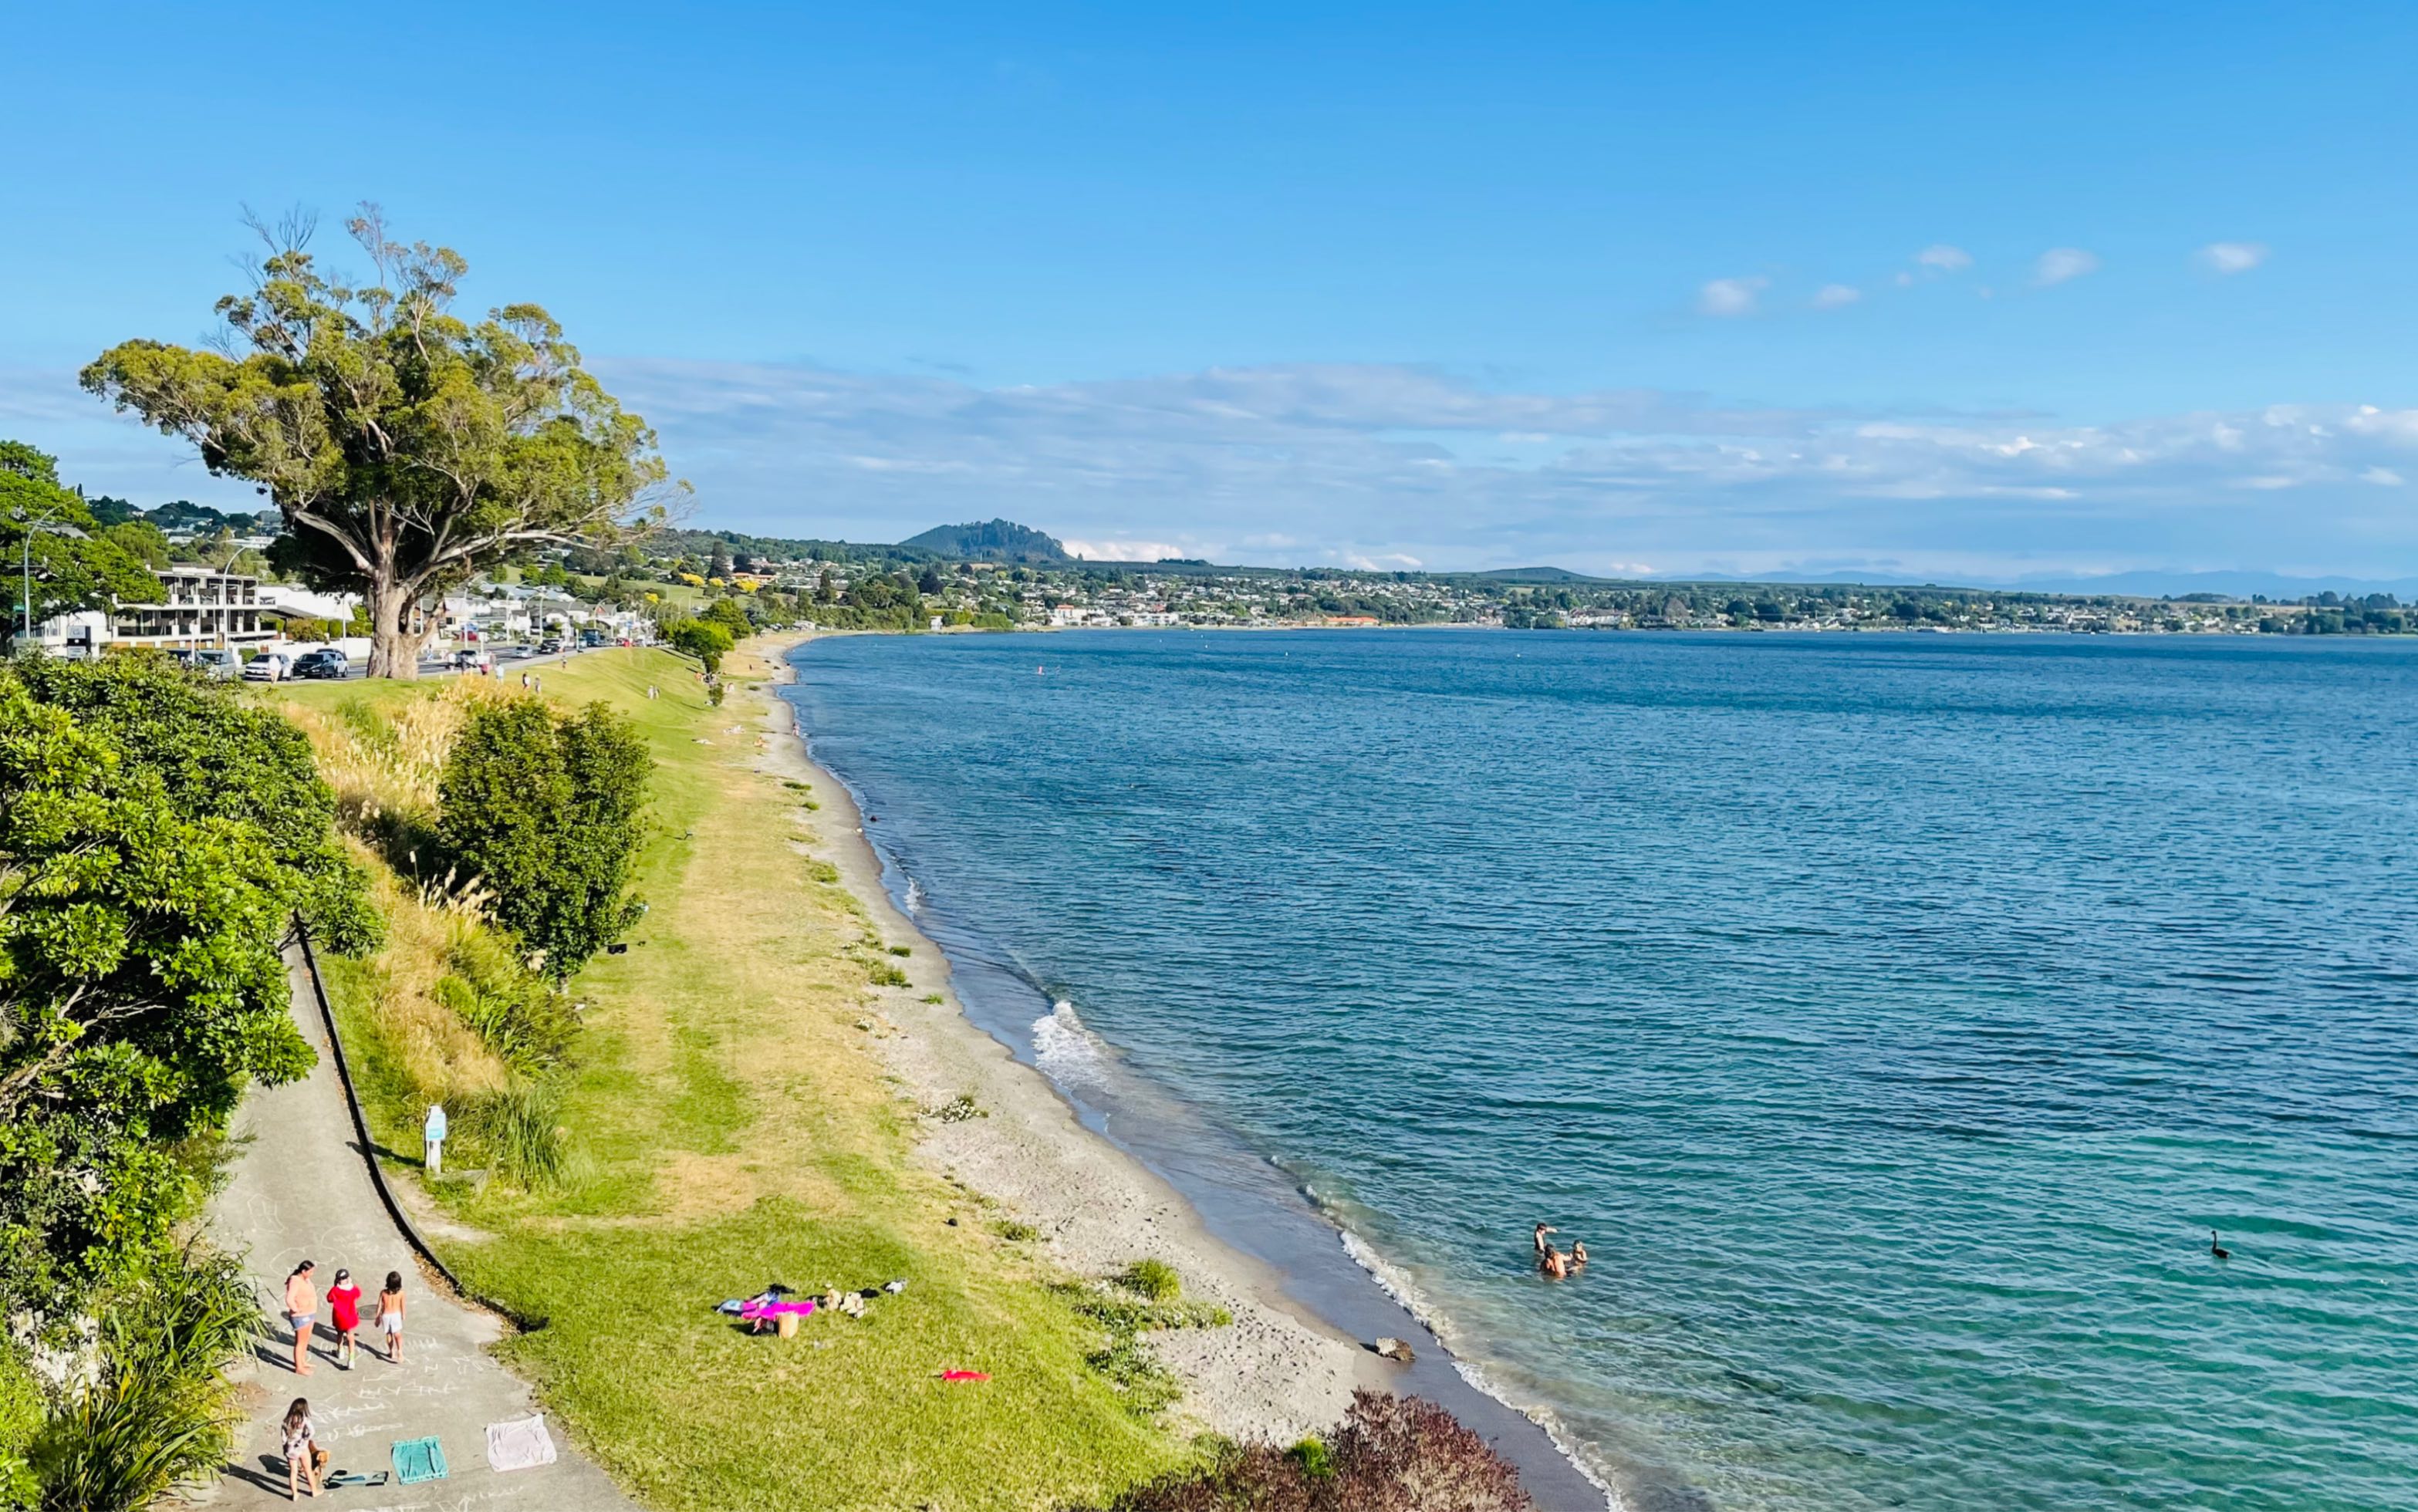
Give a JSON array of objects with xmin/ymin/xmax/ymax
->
[
  {"xmin": 241, "ymin": 652, "xmax": 292, "ymax": 682},
  {"xmin": 187, "ymin": 648, "xmax": 241, "ymax": 680},
  {"xmin": 291, "ymin": 648, "xmax": 349, "ymax": 680}
]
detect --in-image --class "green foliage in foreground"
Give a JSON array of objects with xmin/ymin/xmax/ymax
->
[
  {"xmin": 0, "ymin": 658, "xmax": 367, "ymax": 1324},
  {"xmin": 28, "ymin": 1246, "xmax": 260, "ymax": 1512},
  {"xmin": 439, "ymin": 697, "xmax": 650, "ymax": 980}
]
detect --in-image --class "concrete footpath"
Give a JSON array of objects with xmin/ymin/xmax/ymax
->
[{"xmin": 199, "ymin": 947, "xmax": 633, "ymax": 1510}]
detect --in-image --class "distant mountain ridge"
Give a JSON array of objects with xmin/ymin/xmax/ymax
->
[{"xmin": 897, "ymin": 519, "xmax": 1069, "ymax": 562}]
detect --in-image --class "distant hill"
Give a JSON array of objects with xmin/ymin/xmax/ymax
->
[{"xmin": 898, "ymin": 519, "xmax": 1069, "ymax": 562}]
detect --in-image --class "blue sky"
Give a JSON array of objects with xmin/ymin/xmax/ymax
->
[{"xmin": 5, "ymin": 0, "xmax": 2415, "ymax": 580}]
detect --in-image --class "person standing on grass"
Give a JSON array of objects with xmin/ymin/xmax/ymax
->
[
  {"xmin": 424, "ymin": 1102, "xmax": 447, "ymax": 1174},
  {"xmin": 377, "ymin": 1271, "xmax": 407, "ymax": 1363},
  {"xmin": 282, "ymin": 1397, "xmax": 323, "ymax": 1500},
  {"xmin": 283, "ymin": 1261, "xmax": 318, "ymax": 1375},
  {"xmin": 326, "ymin": 1269, "xmax": 363, "ymax": 1370}
]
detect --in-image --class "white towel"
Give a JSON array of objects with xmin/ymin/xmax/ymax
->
[{"xmin": 485, "ymin": 1414, "xmax": 557, "ymax": 1474}]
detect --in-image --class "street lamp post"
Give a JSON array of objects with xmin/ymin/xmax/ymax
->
[{"xmin": 16, "ymin": 519, "xmax": 87, "ymax": 651}]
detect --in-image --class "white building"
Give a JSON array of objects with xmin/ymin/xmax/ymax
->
[{"xmin": 30, "ymin": 565, "xmax": 275, "ymax": 656}]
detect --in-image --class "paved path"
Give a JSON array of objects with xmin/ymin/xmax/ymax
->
[{"xmin": 202, "ymin": 948, "xmax": 633, "ymax": 1510}]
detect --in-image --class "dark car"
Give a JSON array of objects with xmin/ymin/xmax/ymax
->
[{"xmin": 292, "ymin": 648, "xmax": 350, "ymax": 680}]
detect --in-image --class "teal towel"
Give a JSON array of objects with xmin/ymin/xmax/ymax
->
[{"xmin": 392, "ymin": 1436, "xmax": 448, "ymax": 1483}]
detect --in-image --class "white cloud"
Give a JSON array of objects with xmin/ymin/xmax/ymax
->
[
  {"xmin": 1061, "ymin": 538, "xmax": 1193, "ymax": 562},
  {"xmin": 2198, "ymin": 241, "xmax": 2269, "ymax": 275},
  {"xmin": 1697, "ymin": 275, "xmax": 1769, "ymax": 317},
  {"xmin": 1812, "ymin": 284, "xmax": 1862, "ymax": 309},
  {"xmin": 2033, "ymin": 248, "xmax": 2101, "ymax": 287},
  {"xmin": 19, "ymin": 358, "xmax": 2418, "ymax": 579},
  {"xmin": 1915, "ymin": 245, "xmax": 1973, "ymax": 273}
]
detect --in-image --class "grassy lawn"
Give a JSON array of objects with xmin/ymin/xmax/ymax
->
[{"xmin": 271, "ymin": 647, "xmax": 1185, "ymax": 1511}]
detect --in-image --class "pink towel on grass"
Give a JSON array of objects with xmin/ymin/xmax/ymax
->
[{"xmin": 740, "ymin": 1299, "xmax": 817, "ymax": 1320}]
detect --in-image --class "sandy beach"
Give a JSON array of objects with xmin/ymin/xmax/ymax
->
[{"xmin": 743, "ymin": 631, "xmax": 1392, "ymax": 1446}]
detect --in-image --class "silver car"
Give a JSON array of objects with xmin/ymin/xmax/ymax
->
[{"xmin": 187, "ymin": 648, "xmax": 241, "ymax": 680}]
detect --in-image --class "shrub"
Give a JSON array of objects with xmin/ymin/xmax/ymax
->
[
  {"xmin": 468, "ymin": 1080, "xmax": 576, "ymax": 1190},
  {"xmin": 994, "ymin": 1220, "xmax": 1041, "ymax": 1243},
  {"xmin": 1076, "ymin": 1392, "xmax": 1533, "ymax": 1512},
  {"xmin": 867, "ymin": 962, "xmax": 910, "ymax": 987},
  {"xmin": 1087, "ymin": 1333, "xmax": 1182, "ymax": 1420},
  {"xmin": 663, "ymin": 617, "xmax": 734, "ymax": 673},
  {"xmin": 886, "ymin": 944, "xmax": 912, "ymax": 957},
  {"xmin": 438, "ymin": 699, "xmax": 651, "ymax": 980},
  {"xmin": 30, "ymin": 1246, "xmax": 258, "ymax": 1512},
  {"xmin": 1116, "ymin": 1259, "xmax": 1183, "ymax": 1303}
]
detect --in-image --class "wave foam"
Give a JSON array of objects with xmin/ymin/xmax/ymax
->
[
  {"xmin": 1336, "ymin": 1227, "xmax": 1622, "ymax": 1511},
  {"xmin": 1031, "ymin": 1000, "xmax": 1112, "ymax": 1093}
]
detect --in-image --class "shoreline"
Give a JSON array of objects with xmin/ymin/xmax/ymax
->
[{"xmin": 746, "ymin": 631, "xmax": 1616, "ymax": 1511}]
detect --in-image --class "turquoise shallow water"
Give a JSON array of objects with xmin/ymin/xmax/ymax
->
[{"xmin": 783, "ymin": 630, "xmax": 2418, "ymax": 1512}]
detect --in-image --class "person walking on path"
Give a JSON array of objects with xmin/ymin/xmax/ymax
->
[
  {"xmin": 282, "ymin": 1397, "xmax": 324, "ymax": 1500},
  {"xmin": 282, "ymin": 1262, "xmax": 318, "ymax": 1376},
  {"xmin": 326, "ymin": 1269, "xmax": 363, "ymax": 1370},
  {"xmin": 424, "ymin": 1102, "xmax": 448, "ymax": 1174},
  {"xmin": 377, "ymin": 1271, "xmax": 407, "ymax": 1364}
]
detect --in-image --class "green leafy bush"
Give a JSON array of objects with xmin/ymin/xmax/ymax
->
[
  {"xmin": 0, "ymin": 670, "xmax": 329, "ymax": 1323},
  {"xmin": 30, "ymin": 1246, "xmax": 259, "ymax": 1512},
  {"xmin": 1116, "ymin": 1258, "xmax": 1184, "ymax": 1303},
  {"xmin": 438, "ymin": 699, "xmax": 651, "ymax": 980},
  {"xmin": 663, "ymin": 616, "xmax": 735, "ymax": 673}
]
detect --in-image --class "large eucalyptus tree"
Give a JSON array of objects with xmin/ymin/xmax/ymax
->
[{"xmin": 83, "ymin": 209, "xmax": 681, "ymax": 677}]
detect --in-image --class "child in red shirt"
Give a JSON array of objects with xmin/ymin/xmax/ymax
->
[{"xmin": 326, "ymin": 1269, "xmax": 364, "ymax": 1370}]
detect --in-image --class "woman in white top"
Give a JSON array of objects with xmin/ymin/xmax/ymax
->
[{"xmin": 282, "ymin": 1397, "xmax": 323, "ymax": 1500}]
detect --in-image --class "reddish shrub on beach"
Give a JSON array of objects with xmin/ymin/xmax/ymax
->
[{"xmin": 1083, "ymin": 1391, "xmax": 1533, "ymax": 1512}]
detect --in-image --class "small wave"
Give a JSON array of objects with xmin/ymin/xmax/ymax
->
[
  {"xmin": 1336, "ymin": 1228, "xmax": 1623, "ymax": 1511},
  {"xmin": 1031, "ymin": 1000, "xmax": 1113, "ymax": 1093},
  {"xmin": 903, "ymin": 876, "xmax": 925, "ymax": 914}
]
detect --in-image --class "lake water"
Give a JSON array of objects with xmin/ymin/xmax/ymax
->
[{"xmin": 780, "ymin": 629, "xmax": 2418, "ymax": 1512}]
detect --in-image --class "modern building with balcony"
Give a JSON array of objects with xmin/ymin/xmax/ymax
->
[{"xmin": 27, "ymin": 565, "xmax": 276, "ymax": 656}]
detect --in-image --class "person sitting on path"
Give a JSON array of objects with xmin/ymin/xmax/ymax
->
[
  {"xmin": 283, "ymin": 1261, "xmax": 318, "ymax": 1375},
  {"xmin": 326, "ymin": 1269, "xmax": 363, "ymax": 1370},
  {"xmin": 377, "ymin": 1271, "xmax": 407, "ymax": 1363},
  {"xmin": 282, "ymin": 1396, "xmax": 323, "ymax": 1500}
]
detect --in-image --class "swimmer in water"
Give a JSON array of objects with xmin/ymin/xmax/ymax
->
[
  {"xmin": 1540, "ymin": 1247, "xmax": 1570, "ymax": 1280},
  {"xmin": 1532, "ymin": 1223, "xmax": 1558, "ymax": 1257},
  {"xmin": 1569, "ymin": 1241, "xmax": 1589, "ymax": 1268}
]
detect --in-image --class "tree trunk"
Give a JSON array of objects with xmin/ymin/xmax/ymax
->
[{"xmin": 364, "ymin": 571, "xmax": 427, "ymax": 679}]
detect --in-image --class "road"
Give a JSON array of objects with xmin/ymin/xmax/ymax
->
[
  {"xmin": 201, "ymin": 947, "xmax": 633, "ymax": 1510},
  {"xmin": 241, "ymin": 640, "xmax": 647, "ymax": 684}
]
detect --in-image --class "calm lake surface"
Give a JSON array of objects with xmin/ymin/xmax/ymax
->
[{"xmin": 782, "ymin": 630, "xmax": 2417, "ymax": 1512}]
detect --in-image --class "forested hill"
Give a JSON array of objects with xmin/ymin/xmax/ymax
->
[{"xmin": 897, "ymin": 519, "xmax": 1069, "ymax": 561}]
